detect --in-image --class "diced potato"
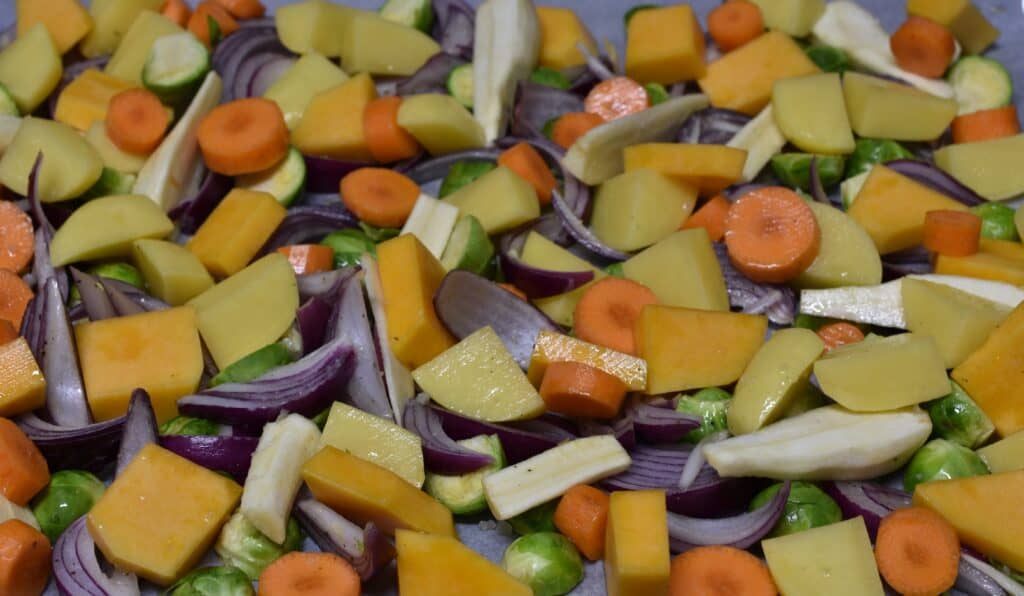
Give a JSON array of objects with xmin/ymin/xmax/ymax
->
[
  {"xmin": 292, "ymin": 73, "xmax": 377, "ymax": 161},
  {"xmin": 527, "ymin": 330, "xmax": 647, "ymax": 391},
  {"xmin": 0, "ymin": 338, "xmax": 46, "ymax": 418},
  {"xmin": 772, "ymin": 73, "xmax": 854, "ymax": 155},
  {"xmin": 977, "ymin": 431, "xmax": 1024, "ymax": 473},
  {"xmin": 85, "ymin": 122, "xmax": 148, "ymax": 173},
  {"xmin": 397, "ymin": 530, "xmax": 530, "ymax": 595},
  {"xmin": 622, "ymin": 229, "xmax": 729, "ymax": 312},
  {"xmin": 341, "ymin": 12, "xmax": 440, "ymax": 76},
  {"xmin": 397, "ymin": 94, "xmax": 486, "ymax": 155},
  {"xmin": 763, "ymin": 517, "xmax": 885, "ymax": 596},
  {"xmin": 187, "ymin": 254, "xmax": 299, "ymax": 369},
  {"xmin": 637, "ymin": 305, "xmax": 767, "ymax": 394},
  {"xmin": 320, "ymin": 402, "xmax": 425, "ymax": 488},
  {"xmin": 443, "ymin": 166, "xmax": 540, "ymax": 235},
  {"xmin": 933, "ymin": 135, "xmax": 1024, "ymax": 202},
  {"xmin": 698, "ymin": 32, "xmax": 820, "ymax": 115},
  {"xmin": 625, "ymin": 4, "xmax": 705, "ymax": 84},
  {"xmin": 907, "ymin": 0, "xmax": 998, "ymax": 54},
  {"xmin": 76, "ymin": 307, "xmax": 204, "ymax": 423},
  {"xmin": 16, "ymin": 0, "xmax": 93, "ymax": 55},
  {"xmin": 0, "ymin": 24, "xmax": 62, "ymax": 114},
  {"xmin": 105, "ymin": 11, "xmax": 182, "ymax": 84},
  {"xmin": 0, "ymin": 117, "xmax": 104, "ymax": 202},
  {"xmin": 935, "ymin": 252, "xmax": 1024, "ymax": 286},
  {"xmin": 412, "ymin": 327, "xmax": 546, "ymax": 422},
  {"xmin": 131, "ymin": 239, "xmax": 214, "ymax": 306},
  {"xmin": 604, "ymin": 490, "xmax": 671, "ymax": 596},
  {"xmin": 536, "ymin": 7, "xmax": 597, "ymax": 70},
  {"xmin": 623, "ymin": 143, "xmax": 747, "ymax": 197},
  {"xmin": 263, "ymin": 53, "xmax": 348, "ymax": 130},
  {"xmin": 750, "ymin": 0, "xmax": 826, "ymax": 37},
  {"xmin": 843, "ymin": 72, "xmax": 958, "ymax": 141},
  {"xmin": 520, "ymin": 232, "xmax": 604, "ymax": 326},
  {"xmin": 50, "ymin": 194, "xmax": 173, "ymax": 266},
  {"xmin": 728, "ymin": 328, "xmax": 824, "ymax": 436},
  {"xmin": 274, "ymin": 0, "xmax": 363, "ymax": 57},
  {"xmin": 80, "ymin": 0, "xmax": 162, "ymax": 58},
  {"xmin": 187, "ymin": 189, "xmax": 287, "ymax": 278},
  {"xmin": 902, "ymin": 278, "xmax": 1010, "ymax": 368},
  {"xmin": 953, "ymin": 302, "xmax": 1024, "ymax": 437},
  {"xmin": 591, "ymin": 170, "xmax": 697, "ymax": 252},
  {"xmin": 55, "ymin": 69, "xmax": 137, "ymax": 132},
  {"xmin": 794, "ymin": 201, "xmax": 882, "ymax": 289},
  {"xmin": 813, "ymin": 333, "xmax": 950, "ymax": 412}
]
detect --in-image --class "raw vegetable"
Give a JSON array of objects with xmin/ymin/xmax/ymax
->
[
  {"xmin": 236, "ymin": 146, "xmax": 306, "ymax": 206},
  {"xmin": 624, "ymin": 143, "xmax": 747, "ymax": 197},
  {"xmin": 933, "ymin": 133, "xmax": 1024, "ymax": 202},
  {"xmin": 889, "ymin": 16, "xmax": 957, "ymax": 79},
  {"xmin": 903, "ymin": 438, "xmax": 989, "ymax": 492},
  {"xmin": 0, "ymin": 418, "xmax": 50, "ymax": 507},
  {"xmin": 552, "ymin": 485, "xmax": 608, "ymax": 561},
  {"xmin": 379, "ymin": 0, "xmax": 434, "ymax": 32},
  {"xmin": 258, "ymin": 552, "xmax": 360, "ymax": 596},
  {"xmin": 277, "ymin": 244, "xmax": 334, "ymax": 275},
  {"xmin": 845, "ymin": 138, "xmax": 914, "ymax": 178},
  {"xmin": 142, "ymin": 32, "xmax": 211, "ymax": 105},
  {"xmin": 669, "ymin": 545, "xmax": 777, "ymax": 596},
  {"xmin": 676, "ymin": 388, "xmax": 731, "ymax": 443},
  {"xmin": 681, "ymin": 196, "xmax": 730, "ymax": 242},
  {"xmin": 922, "ymin": 209, "xmax": 982, "ymax": 257},
  {"xmin": 530, "ymin": 67, "xmax": 570, "ymax": 90},
  {"xmin": 707, "ymin": 0, "xmax": 764, "ymax": 53},
  {"xmin": 573, "ymin": 277, "xmax": 658, "ymax": 356},
  {"xmin": 643, "ymin": 83, "xmax": 669, "ymax": 105},
  {"xmin": 584, "ymin": 77, "xmax": 650, "ymax": 122},
  {"xmin": 626, "ymin": 4, "xmax": 705, "ymax": 85},
  {"xmin": 0, "ymin": 24, "xmax": 62, "ymax": 114},
  {"xmin": 501, "ymin": 532, "xmax": 584, "ymax": 596},
  {"xmin": 446, "ymin": 63, "xmax": 475, "ymax": 108},
  {"xmin": 770, "ymin": 154, "xmax": 845, "ymax": 191},
  {"xmin": 604, "ymin": 489, "xmax": 671, "ymax": 596},
  {"xmin": 723, "ymin": 186, "xmax": 821, "ymax": 284},
  {"xmin": 197, "ymin": 97, "xmax": 289, "ymax": 176},
  {"xmin": 539, "ymin": 361, "xmax": 628, "ymax": 419},
  {"xmin": 340, "ymin": 12, "xmax": 440, "ymax": 76},
  {"xmin": 364, "ymin": 96, "xmax": 421, "ymax": 164},
  {"xmin": 508, "ymin": 500, "xmax": 559, "ymax": 536},
  {"xmin": 0, "ymin": 519, "xmax": 52, "ymax": 596},
  {"xmin": 210, "ymin": 343, "xmax": 294, "ymax": 386},
  {"xmin": 424, "ymin": 434, "xmax": 505, "ymax": 515},
  {"xmin": 874, "ymin": 507, "xmax": 961, "ymax": 596},
  {"xmin": 498, "ymin": 141, "xmax": 557, "ymax": 204},
  {"xmin": 749, "ymin": 481, "xmax": 841, "ymax": 538},
  {"xmin": 160, "ymin": 416, "xmax": 220, "ymax": 437},
  {"xmin": 168, "ymin": 565, "xmax": 254, "ymax": 596},
  {"xmin": 924, "ymin": 381, "xmax": 996, "ymax": 449},
  {"xmin": 951, "ymin": 106, "xmax": 1020, "ymax": 144},
  {"xmin": 340, "ymin": 167, "xmax": 420, "ymax": 229},
  {"xmin": 551, "ymin": 112, "xmax": 605, "ymax": 151},
  {"xmin": 30, "ymin": 470, "xmax": 104, "ymax": 543},
  {"xmin": 726, "ymin": 105, "xmax": 787, "ymax": 183},
  {"xmin": 816, "ymin": 322, "xmax": 865, "ymax": 350},
  {"xmin": 762, "ymin": 517, "xmax": 884, "ymax": 596},
  {"xmin": 320, "ymin": 229, "xmax": 376, "ymax": 268},
  {"xmin": 0, "ymin": 117, "xmax": 104, "ymax": 202},
  {"xmin": 0, "ymin": 202, "xmax": 31, "ymax": 276},
  {"xmin": 0, "ymin": 84, "xmax": 18, "ymax": 117},
  {"xmin": 399, "ymin": 195, "xmax": 459, "ymax": 258},
  {"xmin": 214, "ymin": 0, "xmax": 265, "ymax": 19},
  {"xmin": 805, "ymin": 45, "xmax": 850, "ymax": 73},
  {"xmin": 189, "ymin": 3, "xmax": 237, "ymax": 48},
  {"xmin": 438, "ymin": 160, "xmax": 496, "ymax": 198},
  {"xmin": 105, "ymin": 88, "xmax": 171, "ymax": 155},
  {"xmin": 440, "ymin": 215, "xmax": 494, "ymax": 274},
  {"xmin": 948, "ymin": 56, "xmax": 1013, "ymax": 116},
  {"xmin": 320, "ymin": 401, "xmax": 425, "ymax": 488},
  {"xmin": 843, "ymin": 72, "xmax": 958, "ymax": 142},
  {"xmin": 774, "ymin": 73, "xmax": 856, "ymax": 156},
  {"xmin": 214, "ymin": 511, "xmax": 302, "ymax": 580},
  {"xmin": 396, "ymin": 529, "xmax": 530, "ymax": 594}
]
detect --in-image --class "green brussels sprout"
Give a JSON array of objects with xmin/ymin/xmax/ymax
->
[
  {"xmin": 214, "ymin": 512, "xmax": 303, "ymax": 580},
  {"xmin": 845, "ymin": 139, "xmax": 914, "ymax": 178},
  {"xmin": 970, "ymin": 203, "xmax": 1020, "ymax": 242},
  {"xmin": 439, "ymin": 161, "xmax": 496, "ymax": 198},
  {"xmin": 31, "ymin": 470, "xmax": 105, "ymax": 542},
  {"xmin": 530, "ymin": 67, "xmax": 571, "ymax": 91},
  {"xmin": 507, "ymin": 500, "xmax": 559, "ymax": 535},
  {"xmin": 168, "ymin": 566, "xmax": 255, "ymax": 596},
  {"xmin": 924, "ymin": 382, "xmax": 996, "ymax": 449},
  {"xmin": 357, "ymin": 222, "xmax": 400, "ymax": 243},
  {"xmin": 749, "ymin": 481, "xmax": 841, "ymax": 537},
  {"xmin": 501, "ymin": 532, "xmax": 584, "ymax": 596},
  {"xmin": 603, "ymin": 262, "xmax": 625, "ymax": 278},
  {"xmin": 903, "ymin": 438, "xmax": 990, "ymax": 492},
  {"xmin": 211, "ymin": 343, "xmax": 295, "ymax": 387},
  {"xmin": 160, "ymin": 415, "xmax": 221, "ymax": 436},
  {"xmin": 644, "ymin": 83, "xmax": 670, "ymax": 106},
  {"xmin": 320, "ymin": 229, "xmax": 376, "ymax": 268},
  {"xmin": 770, "ymin": 154, "xmax": 845, "ymax": 191},
  {"xmin": 676, "ymin": 387, "xmax": 731, "ymax": 442},
  {"xmin": 804, "ymin": 45, "xmax": 851, "ymax": 73}
]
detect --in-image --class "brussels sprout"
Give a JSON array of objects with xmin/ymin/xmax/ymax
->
[
  {"xmin": 903, "ymin": 438, "xmax": 990, "ymax": 492},
  {"xmin": 501, "ymin": 532, "xmax": 584, "ymax": 596},
  {"xmin": 770, "ymin": 154, "xmax": 845, "ymax": 191},
  {"xmin": 644, "ymin": 83, "xmax": 670, "ymax": 106},
  {"xmin": 211, "ymin": 343, "xmax": 295, "ymax": 387},
  {"xmin": 530, "ymin": 67, "xmax": 571, "ymax": 91},
  {"xmin": 357, "ymin": 222, "xmax": 400, "ymax": 243},
  {"xmin": 320, "ymin": 229, "xmax": 376, "ymax": 268},
  {"xmin": 169, "ymin": 566, "xmax": 255, "ymax": 596},
  {"xmin": 603, "ymin": 262, "xmax": 625, "ymax": 278},
  {"xmin": 924, "ymin": 382, "xmax": 996, "ymax": 449},
  {"xmin": 804, "ymin": 45, "xmax": 851, "ymax": 73},
  {"xmin": 845, "ymin": 139, "xmax": 914, "ymax": 178},
  {"xmin": 31, "ymin": 470, "xmax": 105, "ymax": 542},
  {"xmin": 676, "ymin": 387, "xmax": 731, "ymax": 442},
  {"xmin": 214, "ymin": 512, "xmax": 303, "ymax": 580},
  {"xmin": 160, "ymin": 415, "xmax": 221, "ymax": 436},
  {"xmin": 507, "ymin": 500, "xmax": 559, "ymax": 535},
  {"xmin": 749, "ymin": 481, "xmax": 841, "ymax": 537},
  {"xmin": 439, "ymin": 160, "xmax": 496, "ymax": 198},
  {"xmin": 970, "ymin": 203, "xmax": 1020, "ymax": 242}
]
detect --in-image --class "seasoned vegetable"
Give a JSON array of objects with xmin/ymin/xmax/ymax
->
[
  {"xmin": 770, "ymin": 154, "xmax": 845, "ymax": 191},
  {"xmin": 924, "ymin": 382, "xmax": 996, "ymax": 449},
  {"xmin": 749, "ymin": 481, "xmax": 841, "ymax": 538},
  {"xmin": 970, "ymin": 203, "xmax": 1020, "ymax": 242},
  {"xmin": 804, "ymin": 45, "xmax": 850, "ymax": 73},
  {"xmin": 903, "ymin": 438, "xmax": 990, "ymax": 492},
  {"xmin": 676, "ymin": 388, "xmax": 731, "ymax": 443},
  {"xmin": 320, "ymin": 229, "xmax": 377, "ymax": 268},
  {"xmin": 508, "ymin": 499, "xmax": 559, "ymax": 536},
  {"xmin": 501, "ymin": 532, "xmax": 584, "ymax": 596},
  {"xmin": 214, "ymin": 511, "xmax": 303, "ymax": 580},
  {"xmin": 439, "ymin": 160, "xmax": 497, "ymax": 198},
  {"xmin": 446, "ymin": 63, "xmax": 475, "ymax": 109},
  {"xmin": 845, "ymin": 138, "xmax": 914, "ymax": 179},
  {"xmin": 425, "ymin": 435, "xmax": 506, "ymax": 515},
  {"xmin": 31, "ymin": 470, "xmax": 105, "ymax": 542},
  {"xmin": 169, "ymin": 566, "xmax": 255, "ymax": 596},
  {"xmin": 159, "ymin": 415, "xmax": 221, "ymax": 437}
]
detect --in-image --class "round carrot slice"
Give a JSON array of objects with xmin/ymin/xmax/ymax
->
[
  {"xmin": 0, "ymin": 201, "xmax": 34, "ymax": 274},
  {"xmin": 816, "ymin": 322, "xmax": 865, "ymax": 351},
  {"xmin": 340, "ymin": 167, "xmax": 421, "ymax": 228},
  {"xmin": 197, "ymin": 98, "xmax": 290, "ymax": 175},
  {"xmin": 105, "ymin": 89, "xmax": 171, "ymax": 155},
  {"xmin": 0, "ymin": 270, "xmax": 34, "ymax": 331},
  {"xmin": 584, "ymin": 76, "xmax": 650, "ymax": 121},
  {"xmin": 573, "ymin": 276, "xmax": 659, "ymax": 355},
  {"xmin": 707, "ymin": 0, "xmax": 765, "ymax": 52},
  {"xmin": 875, "ymin": 507, "xmax": 960, "ymax": 596},
  {"xmin": 890, "ymin": 16, "xmax": 956, "ymax": 79},
  {"xmin": 669, "ymin": 545, "xmax": 778, "ymax": 596},
  {"xmin": 723, "ymin": 187, "xmax": 821, "ymax": 284}
]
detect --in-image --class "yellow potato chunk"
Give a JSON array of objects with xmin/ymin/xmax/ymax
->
[
  {"xmin": 104, "ymin": 10, "xmax": 182, "ymax": 84},
  {"xmin": 0, "ymin": 338, "xmax": 46, "ymax": 418},
  {"xmin": 397, "ymin": 530, "xmax": 531, "ymax": 596},
  {"xmin": 132, "ymin": 239, "xmax": 214, "ymax": 306},
  {"xmin": 0, "ymin": 117, "xmax": 104, "ymax": 202},
  {"xmin": 622, "ymin": 229, "xmax": 729, "ymax": 312},
  {"xmin": 80, "ymin": 0, "xmax": 162, "ymax": 58},
  {"xmin": 341, "ymin": 13, "xmax": 439, "ymax": 76},
  {"xmin": 397, "ymin": 93, "xmax": 486, "ymax": 155},
  {"xmin": 907, "ymin": 0, "xmax": 998, "ymax": 54},
  {"xmin": 55, "ymin": 69, "xmax": 137, "ymax": 132},
  {"xmin": 320, "ymin": 402, "xmax": 425, "ymax": 488},
  {"xmin": 977, "ymin": 431, "xmax": 1024, "ymax": 474},
  {"xmin": 16, "ymin": 0, "xmax": 93, "ymax": 55},
  {"xmin": 292, "ymin": 73, "xmax": 376, "ymax": 161},
  {"xmin": 443, "ymin": 166, "xmax": 540, "ymax": 235},
  {"xmin": 187, "ymin": 189, "xmax": 287, "ymax": 278},
  {"xmin": 953, "ymin": 302, "xmax": 1024, "ymax": 437},
  {"xmin": 591, "ymin": 170, "xmax": 697, "ymax": 252},
  {"xmin": 843, "ymin": 72, "xmax": 958, "ymax": 141},
  {"xmin": 625, "ymin": 5, "xmax": 705, "ymax": 84},
  {"xmin": 933, "ymin": 134, "xmax": 1024, "ymax": 202},
  {"xmin": 763, "ymin": 517, "xmax": 884, "ymax": 596},
  {"xmin": 536, "ymin": 7, "xmax": 597, "ymax": 70},
  {"xmin": 0, "ymin": 24, "xmax": 62, "ymax": 114},
  {"xmin": 750, "ymin": 0, "xmax": 826, "ymax": 37},
  {"xmin": 49, "ymin": 194, "xmax": 173, "ymax": 266},
  {"xmin": 527, "ymin": 330, "xmax": 647, "ymax": 391},
  {"xmin": 263, "ymin": 53, "xmax": 348, "ymax": 129},
  {"xmin": 623, "ymin": 143, "xmax": 747, "ymax": 197},
  {"xmin": 772, "ymin": 73, "xmax": 855, "ymax": 155},
  {"xmin": 604, "ymin": 490, "xmax": 671, "ymax": 596},
  {"xmin": 794, "ymin": 201, "xmax": 882, "ymax": 288},
  {"xmin": 85, "ymin": 122, "xmax": 148, "ymax": 173},
  {"xmin": 274, "ymin": 0, "xmax": 363, "ymax": 57}
]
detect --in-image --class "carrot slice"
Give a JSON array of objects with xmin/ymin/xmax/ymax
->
[
  {"xmin": 197, "ymin": 98, "xmax": 290, "ymax": 175},
  {"xmin": 188, "ymin": 1, "xmax": 239, "ymax": 48},
  {"xmin": 669, "ymin": 545, "xmax": 777, "ymax": 596},
  {"xmin": 723, "ymin": 186, "xmax": 821, "ymax": 284},
  {"xmin": 498, "ymin": 283, "xmax": 528, "ymax": 301},
  {"xmin": 538, "ymin": 361, "xmax": 628, "ymax": 419},
  {"xmin": 213, "ymin": 0, "xmax": 265, "ymax": 20},
  {"xmin": 364, "ymin": 96, "xmax": 421, "ymax": 164},
  {"xmin": 160, "ymin": 0, "xmax": 192, "ymax": 27},
  {"xmin": 0, "ymin": 418, "xmax": 49, "ymax": 506},
  {"xmin": 923, "ymin": 209, "xmax": 981, "ymax": 257},
  {"xmin": 339, "ymin": 167, "xmax": 420, "ymax": 228},
  {"xmin": 553, "ymin": 484, "xmax": 609, "ymax": 561},
  {"xmin": 0, "ymin": 271, "xmax": 33, "ymax": 331},
  {"xmin": 707, "ymin": 0, "xmax": 765, "ymax": 52},
  {"xmin": 258, "ymin": 551, "xmax": 361, "ymax": 596},
  {"xmin": 875, "ymin": 507, "xmax": 960, "ymax": 596},
  {"xmin": 584, "ymin": 76, "xmax": 650, "ymax": 121},
  {"xmin": 816, "ymin": 322, "xmax": 865, "ymax": 351},
  {"xmin": 0, "ymin": 320, "xmax": 17, "ymax": 346},
  {"xmin": 951, "ymin": 106, "xmax": 1021, "ymax": 144},
  {"xmin": 573, "ymin": 276, "xmax": 659, "ymax": 355},
  {"xmin": 277, "ymin": 244, "xmax": 335, "ymax": 275},
  {"xmin": 552, "ymin": 112, "xmax": 605, "ymax": 150},
  {"xmin": 105, "ymin": 89, "xmax": 171, "ymax": 155},
  {"xmin": 890, "ymin": 16, "xmax": 956, "ymax": 79},
  {"xmin": 498, "ymin": 142, "xmax": 558, "ymax": 205},
  {"xmin": 681, "ymin": 195, "xmax": 731, "ymax": 241},
  {"xmin": 0, "ymin": 202, "xmax": 34, "ymax": 274},
  {"xmin": 0, "ymin": 519, "xmax": 51, "ymax": 596}
]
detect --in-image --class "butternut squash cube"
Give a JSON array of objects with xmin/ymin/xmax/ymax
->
[
  {"xmin": 636, "ymin": 305, "xmax": 767, "ymax": 394},
  {"xmin": 527, "ymin": 330, "xmax": 647, "ymax": 391},
  {"xmin": 377, "ymin": 234, "xmax": 456, "ymax": 369},
  {"xmin": 914, "ymin": 471, "xmax": 1024, "ymax": 570},
  {"xmin": 412, "ymin": 326, "xmax": 546, "ymax": 422},
  {"xmin": 979, "ymin": 238, "xmax": 1024, "ymax": 263},
  {"xmin": 54, "ymin": 68, "xmax": 137, "ymax": 132},
  {"xmin": 604, "ymin": 490, "xmax": 671, "ymax": 596},
  {"xmin": 623, "ymin": 143, "xmax": 747, "ymax": 197},
  {"xmin": 132, "ymin": 239, "xmax": 214, "ymax": 306},
  {"xmin": 843, "ymin": 72, "xmax": 958, "ymax": 141},
  {"xmin": 763, "ymin": 517, "xmax": 885, "ymax": 596},
  {"xmin": 848, "ymin": 165, "xmax": 968, "ymax": 255},
  {"xmin": 621, "ymin": 229, "xmax": 730, "ymax": 312},
  {"xmin": 0, "ymin": 117, "xmax": 104, "ymax": 202},
  {"xmin": 49, "ymin": 194, "xmax": 172, "ymax": 266},
  {"xmin": 591, "ymin": 169, "xmax": 698, "ymax": 252},
  {"xmin": 750, "ymin": 0, "xmax": 826, "ymax": 37},
  {"xmin": 0, "ymin": 24, "xmax": 62, "ymax": 114},
  {"xmin": 935, "ymin": 252, "xmax": 1024, "ymax": 286},
  {"xmin": 104, "ymin": 10, "xmax": 183, "ymax": 84},
  {"xmin": 88, "ymin": 443, "xmax": 241, "ymax": 586},
  {"xmin": 443, "ymin": 166, "xmax": 540, "ymax": 235},
  {"xmin": 536, "ymin": 7, "xmax": 597, "ymax": 70},
  {"xmin": 397, "ymin": 93, "xmax": 486, "ymax": 155},
  {"xmin": 697, "ymin": 32, "xmax": 819, "ymax": 115},
  {"xmin": 76, "ymin": 306, "xmax": 203, "ymax": 423},
  {"xmin": 933, "ymin": 135, "xmax": 1024, "ymax": 202},
  {"xmin": 520, "ymin": 231, "xmax": 604, "ymax": 326},
  {"xmin": 907, "ymin": 0, "xmax": 998, "ymax": 55},
  {"xmin": 0, "ymin": 338, "xmax": 46, "ymax": 418},
  {"xmin": 977, "ymin": 431, "xmax": 1024, "ymax": 474},
  {"xmin": 320, "ymin": 401, "xmax": 425, "ymax": 488},
  {"xmin": 302, "ymin": 446, "xmax": 454, "ymax": 536},
  {"xmin": 186, "ymin": 189, "xmax": 287, "ymax": 278},
  {"xmin": 292, "ymin": 73, "xmax": 377, "ymax": 161},
  {"xmin": 187, "ymin": 253, "xmax": 299, "ymax": 370},
  {"xmin": 85, "ymin": 122, "xmax": 148, "ymax": 174},
  {"xmin": 80, "ymin": 0, "xmax": 163, "ymax": 58},
  {"xmin": 625, "ymin": 5, "xmax": 705, "ymax": 84},
  {"xmin": 953, "ymin": 303, "xmax": 1024, "ymax": 437},
  {"xmin": 16, "ymin": 0, "xmax": 93, "ymax": 55},
  {"xmin": 396, "ymin": 530, "xmax": 531, "ymax": 596},
  {"xmin": 772, "ymin": 73, "xmax": 855, "ymax": 155},
  {"xmin": 340, "ymin": 12, "xmax": 440, "ymax": 76},
  {"xmin": 263, "ymin": 53, "xmax": 349, "ymax": 129}
]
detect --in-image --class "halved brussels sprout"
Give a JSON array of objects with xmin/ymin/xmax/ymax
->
[
  {"xmin": 501, "ymin": 532, "xmax": 584, "ymax": 596},
  {"xmin": 903, "ymin": 438, "xmax": 990, "ymax": 492}
]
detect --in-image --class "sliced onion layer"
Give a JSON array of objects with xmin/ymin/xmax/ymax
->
[
  {"xmin": 431, "ymin": 405, "xmax": 561, "ymax": 464},
  {"xmin": 53, "ymin": 517, "xmax": 140, "ymax": 596},
  {"xmin": 160, "ymin": 434, "xmax": 260, "ymax": 483},
  {"xmin": 667, "ymin": 482, "xmax": 790, "ymax": 552},
  {"xmin": 294, "ymin": 496, "xmax": 396, "ymax": 580},
  {"xmin": 403, "ymin": 399, "xmax": 495, "ymax": 474},
  {"xmin": 115, "ymin": 389, "xmax": 158, "ymax": 476}
]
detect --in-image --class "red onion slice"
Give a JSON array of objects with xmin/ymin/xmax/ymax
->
[
  {"xmin": 70, "ymin": 268, "xmax": 115, "ymax": 321},
  {"xmin": 886, "ymin": 159, "xmax": 986, "ymax": 207},
  {"xmin": 40, "ymin": 277, "xmax": 92, "ymax": 428},
  {"xmin": 498, "ymin": 231, "xmax": 594, "ymax": 299},
  {"xmin": 823, "ymin": 481, "xmax": 912, "ymax": 539},
  {"xmin": 114, "ymin": 390, "xmax": 157, "ymax": 476},
  {"xmin": 551, "ymin": 189, "xmax": 631, "ymax": 261},
  {"xmin": 667, "ymin": 481, "xmax": 790, "ymax": 552},
  {"xmin": 632, "ymin": 402, "xmax": 701, "ymax": 444},
  {"xmin": 260, "ymin": 205, "xmax": 360, "ymax": 254},
  {"xmin": 53, "ymin": 517, "xmax": 139, "ymax": 596},
  {"xmin": 160, "ymin": 435, "xmax": 260, "ymax": 483},
  {"xmin": 403, "ymin": 399, "xmax": 495, "ymax": 474},
  {"xmin": 431, "ymin": 405, "xmax": 561, "ymax": 464},
  {"xmin": 293, "ymin": 496, "xmax": 396, "ymax": 580}
]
